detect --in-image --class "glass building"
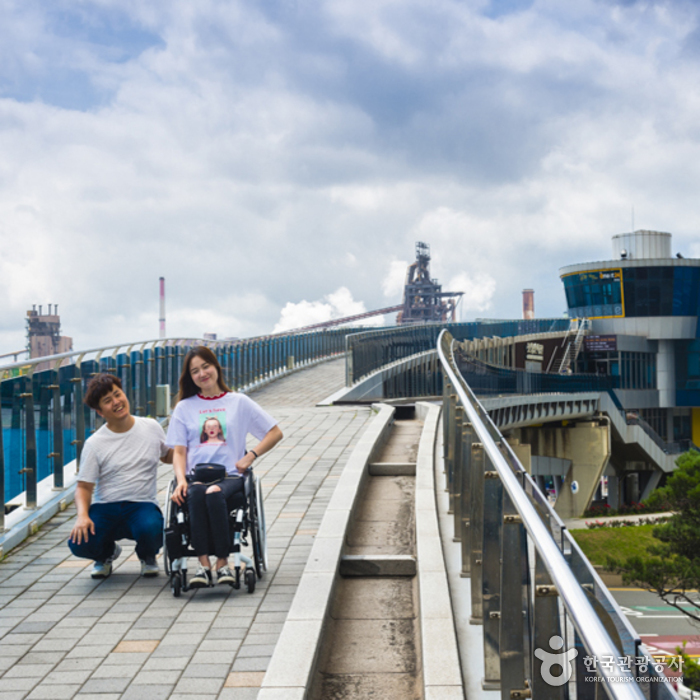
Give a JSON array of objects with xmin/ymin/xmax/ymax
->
[{"xmin": 560, "ymin": 230, "xmax": 700, "ymax": 449}]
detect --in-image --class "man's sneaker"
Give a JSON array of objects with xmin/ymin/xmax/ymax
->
[
  {"xmin": 91, "ymin": 543, "xmax": 122, "ymax": 579},
  {"xmin": 140, "ymin": 557, "xmax": 159, "ymax": 578},
  {"xmin": 189, "ymin": 566, "xmax": 213, "ymax": 588},
  {"xmin": 216, "ymin": 566, "xmax": 235, "ymax": 585}
]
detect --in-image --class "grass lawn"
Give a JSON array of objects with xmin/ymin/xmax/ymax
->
[{"xmin": 570, "ymin": 524, "xmax": 659, "ymax": 567}]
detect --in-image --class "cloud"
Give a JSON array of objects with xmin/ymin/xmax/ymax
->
[
  {"xmin": 273, "ymin": 287, "xmax": 385, "ymax": 332},
  {"xmin": 382, "ymin": 260, "xmax": 409, "ymax": 299},
  {"xmin": 448, "ymin": 272, "xmax": 497, "ymax": 317},
  {"xmin": 2, "ymin": 0, "xmax": 700, "ymax": 354}
]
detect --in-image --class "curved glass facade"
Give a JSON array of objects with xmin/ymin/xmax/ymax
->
[
  {"xmin": 563, "ymin": 266, "xmax": 700, "ymax": 319},
  {"xmin": 562, "ymin": 269, "xmax": 623, "ymax": 319}
]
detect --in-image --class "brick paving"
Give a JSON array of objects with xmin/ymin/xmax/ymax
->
[{"xmin": 0, "ymin": 358, "xmax": 373, "ymax": 699}]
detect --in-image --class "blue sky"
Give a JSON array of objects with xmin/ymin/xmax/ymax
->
[{"xmin": 1, "ymin": 0, "xmax": 700, "ymax": 353}]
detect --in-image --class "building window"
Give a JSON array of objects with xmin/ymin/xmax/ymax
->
[{"xmin": 619, "ymin": 352, "xmax": 656, "ymax": 389}]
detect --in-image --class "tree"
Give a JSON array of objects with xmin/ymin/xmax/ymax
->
[{"xmin": 607, "ymin": 449, "xmax": 700, "ymax": 624}]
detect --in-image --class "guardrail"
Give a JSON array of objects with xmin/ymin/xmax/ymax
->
[
  {"xmin": 0, "ymin": 329, "xmax": 352, "ymax": 530},
  {"xmin": 455, "ymin": 345, "xmax": 620, "ymax": 395},
  {"xmin": 346, "ymin": 318, "xmax": 571, "ymax": 386},
  {"xmin": 439, "ymin": 329, "xmax": 676, "ymax": 698}
]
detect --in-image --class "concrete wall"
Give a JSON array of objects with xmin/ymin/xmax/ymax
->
[{"xmin": 516, "ymin": 420, "xmax": 611, "ymax": 518}]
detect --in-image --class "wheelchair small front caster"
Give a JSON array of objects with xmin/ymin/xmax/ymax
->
[
  {"xmin": 171, "ymin": 572, "xmax": 182, "ymax": 598},
  {"xmin": 245, "ymin": 568, "xmax": 256, "ymax": 594}
]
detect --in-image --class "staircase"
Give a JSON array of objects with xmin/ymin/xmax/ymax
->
[{"xmin": 550, "ymin": 318, "xmax": 590, "ymax": 374}]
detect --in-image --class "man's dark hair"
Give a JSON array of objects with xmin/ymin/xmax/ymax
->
[{"xmin": 84, "ymin": 373, "xmax": 124, "ymax": 410}]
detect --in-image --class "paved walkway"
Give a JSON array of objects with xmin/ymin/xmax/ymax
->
[{"xmin": 0, "ymin": 358, "xmax": 374, "ymax": 700}]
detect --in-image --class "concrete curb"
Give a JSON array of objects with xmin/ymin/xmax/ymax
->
[
  {"xmin": 259, "ymin": 403, "xmax": 395, "ymax": 699},
  {"xmin": 318, "ymin": 349, "xmax": 438, "ymax": 404},
  {"xmin": 415, "ymin": 401, "xmax": 465, "ymax": 699},
  {"xmin": 0, "ymin": 460, "xmax": 80, "ymax": 558}
]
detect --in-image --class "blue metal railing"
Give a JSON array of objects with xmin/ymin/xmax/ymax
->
[
  {"xmin": 455, "ymin": 348, "xmax": 620, "ymax": 396},
  {"xmin": 1, "ymin": 329, "xmax": 357, "ymax": 527},
  {"xmin": 346, "ymin": 318, "xmax": 571, "ymax": 385}
]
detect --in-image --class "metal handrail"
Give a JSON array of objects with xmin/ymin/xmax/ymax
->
[
  {"xmin": 438, "ymin": 329, "xmax": 653, "ymax": 697},
  {"xmin": 0, "ymin": 328, "xmax": 352, "ymax": 531}
]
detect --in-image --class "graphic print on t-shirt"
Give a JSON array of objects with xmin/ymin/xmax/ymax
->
[{"xmin": 199, "ymin": 410, "xmax": 226, "ymax": 445}]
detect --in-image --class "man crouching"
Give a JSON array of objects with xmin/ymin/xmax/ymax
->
[{"xmin": 68, "ymin": 373, "xmax": 173, "ymax": 579}]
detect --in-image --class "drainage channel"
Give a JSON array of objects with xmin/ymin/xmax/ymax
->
[{"xmin": 309, "ymin": 408, "xmax": 424, "ymax": 700}]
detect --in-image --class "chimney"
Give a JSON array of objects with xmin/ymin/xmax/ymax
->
[{"xmin": 522, "ymin": 289, "xmax": 534, "ymax": 320}]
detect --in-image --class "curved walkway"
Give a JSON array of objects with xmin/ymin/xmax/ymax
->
[{"xmin": 0, "ymin": 358, "xmax": 374, "ymax": 700}]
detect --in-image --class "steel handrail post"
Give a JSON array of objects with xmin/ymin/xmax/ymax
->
[
  {"xmin": 22, "ymin": 373, "xmax": 38, "ymax": 510},
  {"xmin": 499, "ymin": 493, "xmax": 529, "ymax": 699},
  {"xmin": 137, "ymin": 347, "xmax": 146, "ymax": 416},
  {"xmin": 50, "ymin": 361, "xmax": 64, "ymax": 490},
  {"xmin": 482, "ymin": 455, "xmax": 503, "ymax": 690},
  {"xmin": 469, "ymin": 440, "xmax": 485, "ymax": 625},
  {"xmin": 460, "ymin": 419, "xmax": 473, "ymax": 576},
  {"xmin": 452, "ymin": 405, "xmax": 464, "ymax": 538},
  {"xmin": 148, "ymin": 346, "xmax": 156, "ymax": 417},
  {"xmin": 72, "ymin": 360, "xmax": 86, "ymax": 471}
]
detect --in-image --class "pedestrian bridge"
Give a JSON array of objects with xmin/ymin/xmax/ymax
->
[{"xmin": 0, "ymin": 324, "xmax": 678, "ymax": 699}]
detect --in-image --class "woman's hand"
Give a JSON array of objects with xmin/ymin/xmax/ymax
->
[
  {"xmin": 172, "ymin": 480, "xmax": 188, "ymax": 505},
  {"xmin": 172, "ymin": 446, "xmax": 188, "ymax": 505},
  {"xmin": 235, "ymin": 451, "xmax": 256, "ymax": 474}
]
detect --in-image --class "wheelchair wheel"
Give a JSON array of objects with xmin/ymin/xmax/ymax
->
[
  {"xmin": 256, "ymin": 477, "xmax": 267, "ymax": 572},
  {"xmin": 249, "ymin": 476, "xmax": 266, "ymax": 579},
  {"xmin": 163, "ymin": 480, "xmax": 175, "ymax": 576},
  {"xmin": 171, "ymin": 571, "xmax": 182, "ymax": 598},
  {"xmin": 245, "ymin": 568, "xmax": 256, "ymax": 594}
]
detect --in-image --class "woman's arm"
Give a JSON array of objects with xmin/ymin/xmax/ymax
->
[
  {"xmin": 235, "ymin": 425, "xmax": 283, "ymax": 473},
  {"xmin": 171, "ymin": 445, "xmax": 189, "ymax": 504}
]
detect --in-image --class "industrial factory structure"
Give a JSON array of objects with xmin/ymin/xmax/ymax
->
[
  {"xmin": 26, "ymin": 304, "xmax": 73, "ymax": 371},
  {"xmin": 396, "ymin": 242, "xmax": 464, "ymax": 324}
]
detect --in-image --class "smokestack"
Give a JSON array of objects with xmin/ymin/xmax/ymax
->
[
  {"xmin": 159, "ymin": 277, "xmax": 166, "ymax": 339},
  {"xmin": 522, "ymin": 289, "xmax": 534, "ymax": 320}
]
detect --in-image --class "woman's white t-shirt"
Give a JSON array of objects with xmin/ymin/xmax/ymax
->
[{"xmin": 166, "ymin": 392, "xmax": 277, "ymax": 475}]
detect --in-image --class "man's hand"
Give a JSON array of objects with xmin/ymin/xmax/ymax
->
[
  {"xmin": 70, "ymin": 515, "xmax": 95, "ymax": 545},
  {"xmin": 172, "ymin": 480, "xmax": 188, "ymax": 505}
]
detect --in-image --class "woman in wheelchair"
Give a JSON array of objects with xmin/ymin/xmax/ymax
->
[{"xmin": 167, "ymin": 346, "xmax": 282, "ymax": 588}]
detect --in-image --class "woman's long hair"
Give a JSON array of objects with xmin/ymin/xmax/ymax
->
[{"xmin": 177, "ymin": 346, "xmax": 231, "ymax": 402}]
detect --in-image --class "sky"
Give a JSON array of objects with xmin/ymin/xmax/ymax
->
[{"xmin": 2, "ymin": 0, "xmax": 700, "ymax": 355}]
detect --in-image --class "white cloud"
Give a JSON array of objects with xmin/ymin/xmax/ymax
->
[
  {"xmin": 273, "ymin": 287, "xmax": 384, "ymax": 332},
  {"xmin": 382, "ymin": 260, "xmax": 409, "ymax": 299},
  {"xmin": 2, "ymin": 0, "xmax": 700, "ymax": 353},
  {"xmin": 448, "ymin": 272, "xmax": 496, "ymax": 317}
]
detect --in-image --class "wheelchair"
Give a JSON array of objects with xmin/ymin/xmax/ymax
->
[{"xmin": 163, "ymin": 468, "xmax": 267, "ymax": 597}]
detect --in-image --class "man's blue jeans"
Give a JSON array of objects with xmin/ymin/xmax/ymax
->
[{"xmin": 68, "ymin": 501, "xmax": 163, "ymax": 563}]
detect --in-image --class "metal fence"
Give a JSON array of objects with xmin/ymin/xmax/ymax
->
[
  {"xmin": 455, "ymin": 347, "xmax": 620, "ymax": 396},
  {"xmin": 346, "ymin": 318, "xmax": 571, "ymax": 385},
  {"xmin": 439, "ymin": 329, "xmax": 676, "ymax": 699},
  {"xmin": 0, "ymin": 329, "xmax": 350, "ymax": 529}
]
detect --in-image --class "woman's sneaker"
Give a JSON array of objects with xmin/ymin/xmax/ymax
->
[
  {"xmin": 216, "ymin": 567, "xmax": 235, "ymax": 585},
  {"xmin": 189, "ymin": 566, "xmax": 213, "ymax": 588},
  {"xmin": 91, "ymin": 543, "xmax": 122, "ymax": 579}
]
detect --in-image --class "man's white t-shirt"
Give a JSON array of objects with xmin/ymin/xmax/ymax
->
[
  {"xmin": 78, "ymin": 417, "xmax": 170, "ymax": 505},
  {"xmin": 166, "ymin": 392, "xmax": 277, "ymax": 475}
]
